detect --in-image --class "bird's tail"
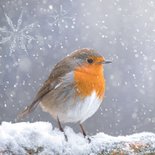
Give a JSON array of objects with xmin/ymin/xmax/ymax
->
[{"xmin": 17, "ymin": 100, "xmax": 39, "ymax": 119}]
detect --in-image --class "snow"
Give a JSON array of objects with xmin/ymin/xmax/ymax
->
[
  {"xmin": 0, "ymin": 11, "xmax": 37, "ymax": 55},
  {"xmin": 0, "ymin": 122, "xmax": 155, "ymax": 155},
  {"xmin": 48, "ymin": 5, "xmax": 74, "ymax": 34}
]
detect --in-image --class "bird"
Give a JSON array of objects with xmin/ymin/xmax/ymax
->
[{"xmin": 18, "ymin": 48, "xmax": 111, "ymax": 141}]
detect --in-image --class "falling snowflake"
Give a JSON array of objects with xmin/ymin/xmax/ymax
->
[
  {"xmin": 49, "ymin": 5, "xmax": 73, "ymax": 33},
  {"xmin": 0, "ymin": 11, "xmax": 37, "ymax": 55}
]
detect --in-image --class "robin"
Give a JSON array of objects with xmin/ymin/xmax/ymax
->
[{"xmin": 18, "ymin": 48, "xmax": 111, "ymax": 141}]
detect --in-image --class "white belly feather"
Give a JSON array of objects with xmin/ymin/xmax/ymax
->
[
  {"xmin": 41, "ymin": 91, "xmax": 102, "ymax": 123},
  {"xmin": 65, "ymin": 91, "xmax": 102, "ymax": 123}
]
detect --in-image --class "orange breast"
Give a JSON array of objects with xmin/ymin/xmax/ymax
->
[{"xmin": 74, "ymin": 63, "xmax": 105, "ymax": 100}]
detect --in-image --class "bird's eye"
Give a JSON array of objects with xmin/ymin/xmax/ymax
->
[{"xmin": 87, "ymin": 58, "xmax": 93, "ymax": 64}]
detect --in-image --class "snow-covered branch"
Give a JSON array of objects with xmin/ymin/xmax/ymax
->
[{"xmin": 0, "ymin": 122, "xmax": 155, "ymax": 155}]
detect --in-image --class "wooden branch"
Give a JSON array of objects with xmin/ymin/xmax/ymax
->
[{"xmin": 0, "ymin": 122, "xmax": 155, "ymax": 155}]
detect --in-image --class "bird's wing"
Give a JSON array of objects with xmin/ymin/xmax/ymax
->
[
  {"xmin": 18, "ymin": 79, "xmax": 53, "ymax": 118},
  {"xmin": 18, "ymin": 58, "xmax": 74, "ymax": 119}
]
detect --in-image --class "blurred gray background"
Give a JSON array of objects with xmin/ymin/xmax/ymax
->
[{"xmin": 0, "ymin": 0, "xmax": 155, "ymax": 136}]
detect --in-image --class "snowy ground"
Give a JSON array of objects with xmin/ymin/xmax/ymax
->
[{"xmin": 0, "ymin": 122, "xmax": 155, "ymax": 155}]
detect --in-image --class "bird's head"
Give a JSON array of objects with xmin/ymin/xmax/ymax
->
[{"xmin": 68, "ymin": 48, "xmax": 112, "ymax": 75}]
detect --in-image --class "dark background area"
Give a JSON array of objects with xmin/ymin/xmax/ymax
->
[{"xmin": 0, "ymin": 0, "xmax": 155, "ymax": 136}]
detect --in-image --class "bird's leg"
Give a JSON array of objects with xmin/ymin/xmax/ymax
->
[
  {"xmin": 79, "ymin": 124, "xmax": 91, "ymax": 143},
  {"xmin": 80, "ymin": 124, "xmax": 87, "ymax": 137},
  {"xmin": 57, "ymin": 116, "xmax": 64, "ymax": 132},
  {"xmin": 57, "ymin": 116, "xmax": 68, "ymax": 141}
]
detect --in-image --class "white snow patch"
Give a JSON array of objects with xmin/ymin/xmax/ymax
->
[{"xmin": 0, "ymin": 122, "xmax": 155, "ymax": 155}]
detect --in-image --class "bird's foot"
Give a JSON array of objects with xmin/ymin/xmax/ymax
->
[
  {"xmin": 64, "ymin": 132, "xmax": 68, "ymax": 142},
  {"xmin": 86, "ymin": 136, "xmax": 91, "ymax": 143}
]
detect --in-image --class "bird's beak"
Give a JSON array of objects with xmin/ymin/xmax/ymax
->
[
  {"xmin": 98, "ymin": 60, "xmax": 112, "ymax": 64},
  {"xmin": 103, "ymin": 60, "xmax": 112, "ymax": 64}
]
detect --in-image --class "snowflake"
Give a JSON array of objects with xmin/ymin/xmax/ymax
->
[
  {"xmin": 0, "ymin": 11, "xmax": 36, "ymax": 55},
  {"xmin": 49, "ymin": 5, "xmax": 73, "ymax": 33}
]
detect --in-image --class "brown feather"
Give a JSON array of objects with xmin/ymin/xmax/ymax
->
[{"xmin": 18, "ymin": 53, "xmax": 75, "ymax": 118}]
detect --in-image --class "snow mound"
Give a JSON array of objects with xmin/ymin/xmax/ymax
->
[{"xmin": 0, "ymin": 122, "xmax": 155, "ymax": 155}]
